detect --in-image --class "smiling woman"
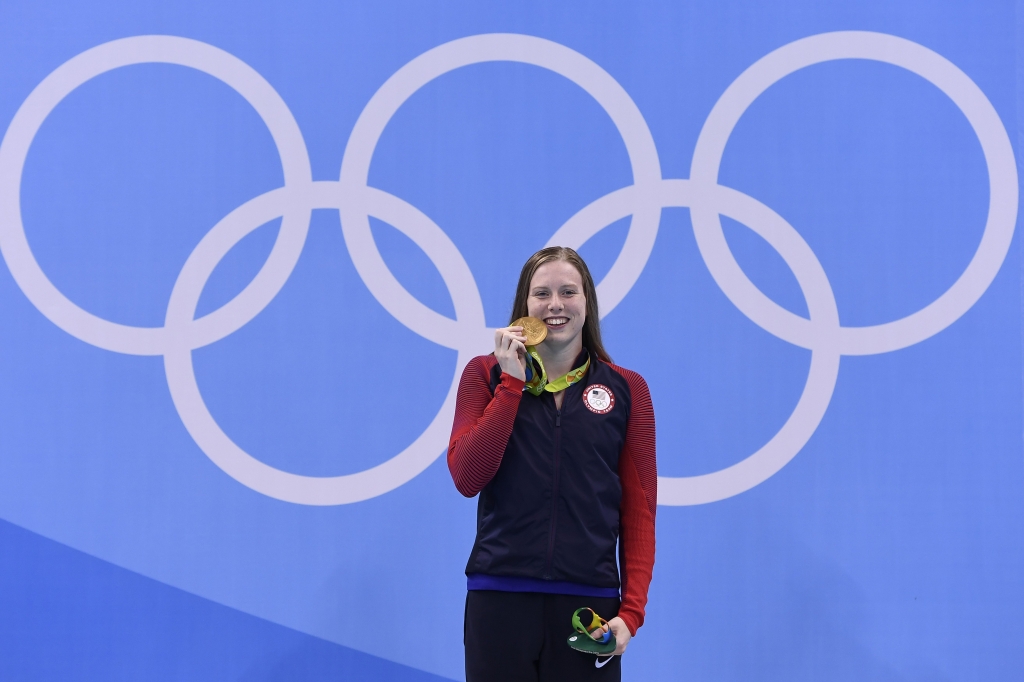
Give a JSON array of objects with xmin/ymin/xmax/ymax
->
[{"xmin": 447, "ymin": 246, "xmax": 658, "ymax": 681}]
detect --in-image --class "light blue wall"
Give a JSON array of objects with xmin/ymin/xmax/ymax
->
[{"xmin": 0, "ymin": 1, "xmax": 1020, "ymax": 680}]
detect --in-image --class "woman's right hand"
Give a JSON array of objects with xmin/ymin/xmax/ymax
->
[{"xmin": 494, "ymin": 326, "xmax": 528, "ymax": 382}]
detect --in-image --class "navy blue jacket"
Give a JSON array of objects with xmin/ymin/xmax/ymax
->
[{"xmin": 448, "ymin": 349, "xmax": 657, "ymax": 633}]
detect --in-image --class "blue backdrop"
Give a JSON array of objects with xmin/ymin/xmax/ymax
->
[{"xmin": 0, "ymin": 1, "xmax": 1021, "ymax": 680}]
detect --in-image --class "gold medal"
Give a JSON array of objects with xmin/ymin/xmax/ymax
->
[{"xmin": 511, "ymin": 316, "xmax": 548, "ymax": 346}]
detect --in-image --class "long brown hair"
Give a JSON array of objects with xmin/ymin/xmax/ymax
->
[{"xmin": 508, "ymin": 246, "xmax": 612, "ymax": 363}]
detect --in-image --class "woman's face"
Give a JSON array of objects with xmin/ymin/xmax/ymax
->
[{"xmin": 527, "ymin": 260, "xmax": 587, "ymax": 351}]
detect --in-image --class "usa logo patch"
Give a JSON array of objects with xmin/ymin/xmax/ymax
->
[{"xmin": 583, "ymin": 384, "xmax": 615, "ymax": 414}]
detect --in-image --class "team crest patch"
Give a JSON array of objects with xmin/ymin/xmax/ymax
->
[{"xmin": 583, "ymin": 384, "xmax": 615, "ymax": 414}]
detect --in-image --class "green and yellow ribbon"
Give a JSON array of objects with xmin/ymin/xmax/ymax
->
[{"xmin": 523, "ymin": 347, "xmax": 589, "ymax": 396}]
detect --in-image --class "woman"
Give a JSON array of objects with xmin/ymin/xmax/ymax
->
[{"xmin": 448, "ymin": 246, "xmax": 656, "ymax": 681}]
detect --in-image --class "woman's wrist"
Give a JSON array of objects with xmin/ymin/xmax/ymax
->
[
  {"xmin": 500, "ymin": 372, "xmax": 526, "ymax": 391},
  {"xmin": 608, "ymin": 616, "xmax": 632, "ymax": 655}
]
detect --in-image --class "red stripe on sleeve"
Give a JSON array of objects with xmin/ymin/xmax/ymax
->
[
  {"xmin": 610, "ymin": 364, "xmax": 657, "ymax": 636},
  {"xmin": 447, "ymin": 355, "xmax": 524, "ymax": 497}
]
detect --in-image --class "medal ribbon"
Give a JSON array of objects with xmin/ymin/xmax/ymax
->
[{"xmin": 523, "ymin": 347, "xmax": 589, "ymax": 396}]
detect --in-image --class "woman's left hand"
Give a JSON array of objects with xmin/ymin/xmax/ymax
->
[{"xmin": 606, "ymin": 616, "xmax": 631, "ymax": 655}]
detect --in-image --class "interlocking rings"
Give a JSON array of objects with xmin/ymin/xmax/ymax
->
[{"xmin": 0, "ymin": 32, "xmax": 1015, "ymax": 506}]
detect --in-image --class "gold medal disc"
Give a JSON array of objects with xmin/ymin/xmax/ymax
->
[{"xmin": 512, "ymin": 316, "xmax": 548, "ymax": 346}]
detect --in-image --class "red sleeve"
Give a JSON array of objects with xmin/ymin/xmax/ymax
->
[
  {"xmin": 610, "ymin": 364, "xmax": 657, "ymax": 636},
  {"xmin": 447, "ymin": 355, "xmax": 525, "ymax": 497}
]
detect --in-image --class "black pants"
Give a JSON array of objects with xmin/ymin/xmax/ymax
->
[{"xmin": 464, "ymin": 590, "xmax": 622, "ymax": 682}]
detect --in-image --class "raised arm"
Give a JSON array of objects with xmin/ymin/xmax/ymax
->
[{"xmin": 447, "ymin": 355, "xmax": 524, "ymax": 497}]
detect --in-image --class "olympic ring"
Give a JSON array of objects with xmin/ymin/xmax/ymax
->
[
  {"xmin": 0, "ymin": 31, "xmax": 1015, "ymax": 506},
  {"xmin": 0, "ymin": 36, "xmax": 313, "ymax": 356}
]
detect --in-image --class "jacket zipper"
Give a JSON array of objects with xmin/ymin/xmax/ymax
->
[{"xmin": 543, "ymin": 401, "xmax": 562, "ymax": 578}]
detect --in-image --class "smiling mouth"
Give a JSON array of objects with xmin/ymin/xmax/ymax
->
[{"xmin": 545, "ymin": 317, "xmax": 569, "ymax": 328}]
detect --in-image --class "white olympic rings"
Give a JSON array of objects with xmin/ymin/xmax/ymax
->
[{"xmin": 0, "ymin": 31, "xmax": 1016, "ymax": 506}]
